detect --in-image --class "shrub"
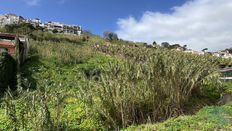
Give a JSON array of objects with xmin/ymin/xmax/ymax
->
[
  {"xmin": 103, "ymin": 31, "xmax": 118, "ymax": 41},
  {"xmin": 29, "ymin": 40, "xmax": 93, "ymax": 64}
]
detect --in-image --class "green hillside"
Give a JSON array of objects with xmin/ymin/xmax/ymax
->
[{"xmin": 0, "ymin": 28, "xmax": 232, "ymax": 130}]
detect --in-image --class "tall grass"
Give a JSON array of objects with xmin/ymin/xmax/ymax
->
[
  {"xmin": 2, "ymin": 86, "xmax": 70, "ymax": 130},
  {"xmin": 0, "ymin": 37, "xmax": 110, "ymax": 130},
  {"xmin": 0, "ymin": 32, "xmax": 228, "ymax": 130},
  {"xmin": 79, "ymin": 45, "xmax": 221, "ymax": 129},
  {"xmin": 30, "ymin": 40, "xmax": 94, "ymax": 64}
]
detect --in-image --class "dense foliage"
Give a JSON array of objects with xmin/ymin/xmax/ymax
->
[
  {"xmin": 80, "ymin": 43, "xmax": 222, "ymax": 129},
  {"xmin": 0, "ymin": 29, "xmax": 231, "ymax": 130},
  {"xmin": 103, "ymin": 31, "xmax": 118, "ymax": 42}
]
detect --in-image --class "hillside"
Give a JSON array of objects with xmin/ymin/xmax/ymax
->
[{"xmin": 0, "ymin": 29, "xmax": 232, "ymax": 130}]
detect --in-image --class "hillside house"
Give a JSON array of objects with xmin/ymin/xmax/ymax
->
[
  {"xmin": 0, "ymin": 14, "xmax": 25, "ymax": 26},
  {"xmin": 0, "ymin": 14, "xmax": 82, "ymax": 36},
  {"xmin": 31, "ymin": 18, "xmax": 41, "ymax": 24},
  {"xmin": 44, "ymin": 21, "xmax": 82, "ymax": 36},
  {"xmin": 213, "ymin": 51, "xmax": 232, "ymax": 59},
  {"xmin": 184, "ymin": 49, "xmax": 204, "ymax": 55},
  {"xmin": 63, "ymin": 25, "xmax": 81, "ymax": 35},
  {"xmin": 45, "ymin": 21, "xmax": 64, "ymax": 32},
  {"xmin": 26, "ymin": 18, "xmax": 41, "ymax": 27}
]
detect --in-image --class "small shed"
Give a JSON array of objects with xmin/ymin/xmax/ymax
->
[{"xmin": 0, "ymin": 33, "xmax": 29, "ymax": 66}]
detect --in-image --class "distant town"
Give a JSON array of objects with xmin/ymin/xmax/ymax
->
[
  {"xmin": 0, "ymin": 13, "xmax": 82, "ymax": 36},
  {"xmin": 0, "ymin": 14, "xmax": 231, "ymax": 59},
  {"xmin": 184, "ymin": 49, "xmax": 232, "ymax": 59}
]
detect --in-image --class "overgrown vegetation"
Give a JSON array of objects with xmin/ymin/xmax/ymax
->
[
  {"xmin": 0, "ymin": 26, "xmax": 231, "ymax": 130},
  {"xmin": 2, "ymin": 23, "xmax": 37, "ymax": 35},
  {"xmin": 80, "ymin": 44, "xmax": 223, "ymax": 129}
]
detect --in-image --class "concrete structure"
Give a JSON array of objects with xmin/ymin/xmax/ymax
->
[
  {"xmin": 31, "ymin": 18, "xmax": 41, "ymax": 24},
  {"xmin": 183, "ymin": 49, "xmax": 232, "ymax": 59},
  {"xmin": 184, "ymin": 49, "xmax": 205, "ymax": 55},
  {"xmin": 0, "ymin": 33, "xmax": 29, "ymax": 65},
  {"xmin": 44, "ymin": 21, "xmax": 82, "ymax": 36},
  {"xmin": 45, "ymin": 21, "xmax": 64, "ymax": 32},
  {"xmin": 0, "ymin": 14, "xmax": 25, "ymax": 26},
  {"xmin": 213, "ymin": 51, "xmax": 232, "ymax": 59},
  {"xmin": 0, "ymin": 13, "xmax": 82, "ymax": 36},
  {"xmin": 63, "ymin": 24, "xmax": 82, "ymax": 35},
  {"xmin": 26, "ymin": 18, "xmax": 41, "ymax": 27}
]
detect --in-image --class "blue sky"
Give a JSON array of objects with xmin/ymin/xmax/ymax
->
[
  {"xmin": 1, "ymin": 0, "xmax": 232, "ymax": 51},
  {"xmin": 0, "ymin": 0, "xmax": 187, "ymax": 35}
]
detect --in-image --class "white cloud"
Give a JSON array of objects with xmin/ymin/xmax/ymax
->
[
  {"xmin": 24, "ymin": 0, "xmax": 40, "ymax": 6},
  {"xmin": 116, "ymin": 0, "xmax": 232, "ymax": 51}
]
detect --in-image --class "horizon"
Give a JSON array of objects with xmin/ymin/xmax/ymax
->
[{"xmin": 1, "ymin": 0, "xmax": 232, "ymax": 51}]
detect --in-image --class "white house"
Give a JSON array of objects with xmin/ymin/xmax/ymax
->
[
  {"xmin": 31, "ymin": 18, "xmax": 41, "ymax": 24},
  {"xmin": 184, "ymin": 49, "xmax": 204, "ymax": 55},
  {"xmin": 0, "ymin": 14, "xmax": 25, "ymax": 26},
  {"xmin": 0, "ymin": 13, "xmax": 82, "ymax": 36},
  {"xmin": 213, "ymin": 51, "xmax": 232, "ymax": 59}
]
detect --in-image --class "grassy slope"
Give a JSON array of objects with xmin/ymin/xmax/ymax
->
[
  {"xmin": 0, "ymin": 35, "xmax": 118, "ymax": 130},
  {"xmin": 20, "ymin": 40, "xmax": 117, "ymax": 130},
  {"xmin": 95, "ymin": 41, "xmax": 232, "ymax": 130},
  {"xmin": 0, "ymin": 31, "xmax": 231, "ymax": 130}
]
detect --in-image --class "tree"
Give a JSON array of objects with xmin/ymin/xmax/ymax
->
[
  {"xmin": 170, "ymin": 44, "xmax": 181, "ymax": 49},
  {"xmin": 202, "ymin": 48, "xmax": 208, "ymax": 52},
  {"xmin": 183, "ymin": 45, "xmax": 187, "ymax": 51},
  {"xmin": 52, "ymin": 29, "xmax": 58, "ymax": 34},
  {"xmin": 223, "ymin": 48, "xmax": 232, "ymax": 54},
  {"xmin": 5, "ymin": 24, "xmax": 13, "ymax": 33},
  {"xmin": 4, "ymin": 23, "xmax": 35, "ymax": 35},
  {"xmin": 161, "ymin": 42, "xmax": 170, "ymax": 48},
  {"xmin": 103, "ymin": 31, "xmax": 118, "ymax": 41},
  {"xmin": 152, "ymin": 41, "xmax": 157, "ymax": 46}
]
